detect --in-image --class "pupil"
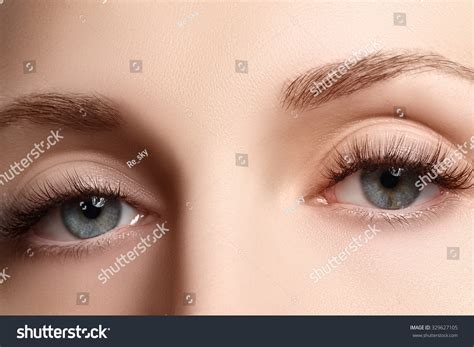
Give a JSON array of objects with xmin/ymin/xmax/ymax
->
[
  {"xmin": 80, "ymin": 200, "xmax": 103, "ymax": 219},
  {"xmin": 380, "ymin": 170, "xmax": 400, "ymax": 189}
]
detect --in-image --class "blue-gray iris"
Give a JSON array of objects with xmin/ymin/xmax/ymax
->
[
  {"xmin": 361, "ymin": 168, "xmax": 420, "ymax": 209},
  {"xmin": 60, "ymin": 197, "xmax": 121, "ymax": 239}
]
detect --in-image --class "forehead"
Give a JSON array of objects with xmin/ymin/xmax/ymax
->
[{"xmin": 0, "ymin": 2, "xmax": 471, "ymax": 103}]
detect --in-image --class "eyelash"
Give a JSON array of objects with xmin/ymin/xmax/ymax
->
[
  {"xmin": 323, "ymin": 134, "xmax": 473, "ymax": 190},
  {"xmin": 0, "ymin": 172, "xmax": 148, "ymax": 256},
  {"xmin": 0, "ymin": 135, "xmax": 471, "ymax": 253},
  {"xmin": 315, "ymin": 134, "xmax": 473, "ymax": 225}
]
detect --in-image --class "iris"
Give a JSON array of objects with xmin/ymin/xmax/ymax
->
[
  {"xmin": 60, "ymin": 196, "xmax": 121, "ymax": 238},
  {"xmin": 361, "ymin": 167, "xmax": 420, "ymax": 209}
]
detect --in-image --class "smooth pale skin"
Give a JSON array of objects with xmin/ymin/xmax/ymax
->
[{"xmin": 0, "ymin": 1, "xmax": 472, "ymax": 315}]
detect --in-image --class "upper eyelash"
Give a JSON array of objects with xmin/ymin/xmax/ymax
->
[
  {"xmin": 323, "ymin": 134, "xmax": 473, "ymax": 189},
  {"xmin": 0, "ymin": 171, "xmax": 127, "ymax": 240}
]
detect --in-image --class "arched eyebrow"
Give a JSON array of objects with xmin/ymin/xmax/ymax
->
[
  {"xmin": 0, "ymin": 92, "xmax": 123, "ymax": 131},
  {"xmin": 282, "ymin": 51, "xmax": 474, "ymax": 111}
]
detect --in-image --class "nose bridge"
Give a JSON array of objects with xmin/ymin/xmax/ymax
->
[
  {"xmin": 171, "ymin": 146, "xmax": 248, "ymax": 313},
  {"xmin": 150, "ymin": 15, "xmax": 267, "ymax": 311}
]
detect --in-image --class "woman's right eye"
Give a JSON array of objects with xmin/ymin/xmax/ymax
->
[
  {"xmin": 33, "ymin": 195, "xmax": 144, "ymax": 242},
  {"xmin": 327, "ymin": 167, "xmax": 442, "ymax": 210}
]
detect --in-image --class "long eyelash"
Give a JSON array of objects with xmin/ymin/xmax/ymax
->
[
  {"xmin": 0, "ymin": 171, "xmax": 125, "ymax": 240},
  {"xmin": 324, "ymin": 134, "xmax": 473, "ymax": 189}
]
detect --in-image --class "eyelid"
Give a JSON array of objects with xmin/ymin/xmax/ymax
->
[
  {"xmin": 299, "ymin": 124, "xmax": 473, "ymax": 227},
  {"xmin": 0, "ymin": 163, "xmax": 163, "ymax": 239},
  {"xmin": 15, "ymin": 161, "xmax": 161, "ymax": 210},
  {"xmin": 313, "ymin": 190, "xmax": 462, "ymax": 229},
  {"xmin": 13, "ymin": 223, "xmax": 156, "ymax": 258},
  {"xmin": 311, "ymin": 130, "xmax": 473, "ymax": 195}
]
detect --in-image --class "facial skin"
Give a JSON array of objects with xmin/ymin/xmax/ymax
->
[{"xmin": 0, "ymin": 1, "xmax": 472, "ymax": 315}]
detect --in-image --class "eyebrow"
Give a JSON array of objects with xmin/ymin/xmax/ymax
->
[
  {"xmin": 0, "ymin": 93, "xmax": 123, "ymax": 131},
  {"xmin": 282, "ymin": 51, "xmax": 474, "ymax": 111}
]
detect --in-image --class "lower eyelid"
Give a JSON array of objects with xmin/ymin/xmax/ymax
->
[
  {"xmin": 314, "ymin": 189, "xmax": 458, "ymax": 227},
  {"xmin": 19, "ymin": 220, "xmax": 160, "ymax": 258}
]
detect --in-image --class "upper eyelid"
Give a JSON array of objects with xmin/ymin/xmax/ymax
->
[
  {"xmin": 324, "ymin": 131, "xmax": 470, "ymax": 169},
  {"xmin": 302, "ymin": 132, "xmax": 473, "ymax": 198},
  {"xmin": 14, "ymin": 160, "xmax": 161, "ymax": 209},
  {"xmin": 0, "ymin": 166, "xmax": 161, "ymax": 238}
]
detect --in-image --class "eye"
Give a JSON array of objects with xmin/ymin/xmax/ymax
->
[
  {"xmin": 33, "ymin": 195, "xmax": 143, "ymax": 241},
  {"xmin": 330, "ymin": 167, "xmax": 441, "ymax": 210}
]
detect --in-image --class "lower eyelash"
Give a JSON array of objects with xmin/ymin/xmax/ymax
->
[
  {"xmin": 320, "ymin": 190, "xmax": 462, "ymax": 229},
  {"xmin": 10, "ymin": 225, "xmax": 143, "ymax": 259}
]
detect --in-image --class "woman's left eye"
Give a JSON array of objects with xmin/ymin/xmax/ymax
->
[
  {"xmin": 33, "ymin": 196, "xmax": 143, "ymax": 241},
  {"xmin": 328, "ymin": 167, "xmax": 441, "ymax": 210}
]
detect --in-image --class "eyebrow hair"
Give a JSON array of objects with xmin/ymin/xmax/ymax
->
[
  {"xmin": 0, "ymin": 92, "xmax": 123, "ymax": 131},
  {"xmin": 282, "ymin": 51, "xmax": 474, "ymax": 111}
]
